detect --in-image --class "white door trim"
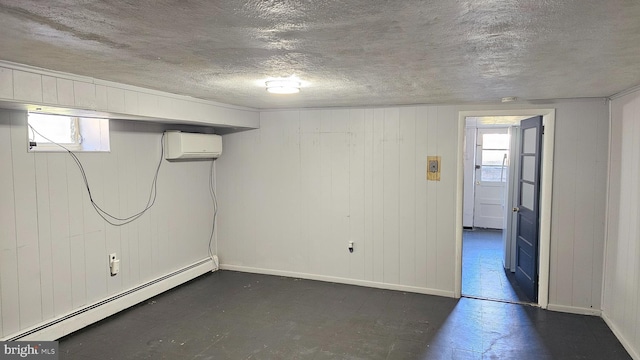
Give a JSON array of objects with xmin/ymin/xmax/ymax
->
[{"xmin": 455, "ymin": 109, "xmax": 555, "ymax": 309}]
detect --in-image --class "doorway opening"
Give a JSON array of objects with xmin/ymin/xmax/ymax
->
[
  {"xmin": 455, "ymin": 110, "xmax": 556, "ymax": 309},
  {"xmin": 462, "ymin": 117, "xmax": 529, "ymax": 303}
]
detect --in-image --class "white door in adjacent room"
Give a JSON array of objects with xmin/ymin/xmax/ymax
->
[{"xmin": 473, "ymin": 128, "xmax": 510, "ymax": 229}]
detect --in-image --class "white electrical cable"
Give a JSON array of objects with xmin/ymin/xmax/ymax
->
[
  {"xmin": 207, "ymin": 159, "xmax": 219, "ymax": 267},
  {"xmin": 28, "ymin": 124, "xmax": 164, "ymax": 226}
]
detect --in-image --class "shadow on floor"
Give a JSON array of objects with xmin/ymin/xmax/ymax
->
[{"xmin": 58, "ymin": 271, "xmax": 630, "ymax": 359}]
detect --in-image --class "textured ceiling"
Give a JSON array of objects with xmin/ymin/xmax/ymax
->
[{"xmin": 0, "ymin": 1, "xmax": 639, "ymax": 109}]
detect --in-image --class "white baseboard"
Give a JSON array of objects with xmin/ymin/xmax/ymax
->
[
  {"xmin": 2, "ymin": 258, "xmax": 215, "ymax": 341},
  {"xmin": 547, "ymin": 303, "xmax": 602, "ymax": 316},
  {"xmin": 220, "ymin": 264, "xmax": 455, "ymax": 298},
  {"xmin": 602, "ymin": 311, "xmax": 640, "ymax": 360}
]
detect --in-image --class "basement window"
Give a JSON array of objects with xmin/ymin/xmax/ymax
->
[{"xmin": 27, "ymin": 113, "xmax": 110, "ymax": 152}]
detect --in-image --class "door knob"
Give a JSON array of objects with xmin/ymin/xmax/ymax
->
[{"xmin": 513, "ymin": 207, "xmax": 520, "ymax": 212}]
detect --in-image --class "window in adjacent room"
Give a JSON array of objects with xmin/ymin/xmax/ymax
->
[
  {"xmin": 27, "ymin": 112, "xmax": 110, "ymax": 152},
  {"xmin": 480, "ymin": 133, "xmax": 510, "ymax": 182}
]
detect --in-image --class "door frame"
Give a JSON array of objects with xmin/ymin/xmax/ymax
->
[{"xmin": 455, "ymin": 108, "xmax": 555, "ymax": 309}]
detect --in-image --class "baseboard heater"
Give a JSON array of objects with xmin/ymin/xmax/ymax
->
[{"xmin": 3, "ymin": 258, "xmax": 215, "ymax": 341}]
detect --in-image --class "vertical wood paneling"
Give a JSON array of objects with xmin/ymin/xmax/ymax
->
[
  {"xmin": 382, "ymin": 108, "xmax": 400, "ymax": 284},
  {"xmin": 34, "ymin": 155, "xmax": 54, "ymax": 320},
  {"xmin": 42, "ymin": 76, "xmax": 58, "ymax": 104},
  {"xmin": 66, "ymin": 150, "xmax": 87, "ymax": 308},
  {"xmin": 300, "ymin": 110, "xmax": 322, "ymax": 275},
  {"xmin": 550, "ymin": 108, "xmax": 578, "ymax": 306},
  {"xmin": 425, "ymin": 107, "xmax": 439, "ymax": 289},
  {"xmin": 134, "ymin": 126, "xmax": 155, "ymax": 282},
  {"xmin": 1, "ymin": 109, "xmax": 217, "ymax": 338},
  {"xmin": 349, "ymin": 109, "xmax": 366, "ymax": 279},
  {"xmin": 372, "ymin": 109, "xmax": 385, "ymax": 283},
  {"xmin": 56, "ymin": 78, "xmax": 74, "ymax": 106},
  {"xmin": 329, "ymin": 112, "xmax": 350, "ymax": 277},
  {"xmin": 10, "ymin": 112, "xmax": 43, "ymax": 329},
  {"xmin": 398, "ymin": 107, "xmax": 416, "ymax": 286},
  {"xmin": 13, "ymin": 71, "xmax": 42, "ymax": 103},
  {"xmin": 621, "ymin": 95, "xmax": 640, "ymax": 331},
  {"xmin": 104, "ymin": 139, "xmax": 122, "ymax": 295},
  {"xmin": 572, "ymin": 104, "xmax": 597, "ymax": 307},
  {"xmin": 278, "ymin": 112, "xmax": 303, "ymax": 271},
  {"xmin": 414, "ymin": 106, "xmax": 429, "ymax": 288},
  {"xmin": 0, "ymin": 67, "xmax": 13, "ymax": 99},
  {"xmin": 0, "ymin": 113, "xmax": 19, "ymax": 336},
  {"xmin": 47, "ymin": 154, "xmax": 73, "ymax": 316},
  {"xmin": 216, "ymin": 100, "xmax": 609, "ymax": 308},
  {"xmin": 363, "ymin": 109, "xmax": 375, "ymax": 281},
  {"xmin": 435, "ymin": 106, "xmax": 457, "ymax": 291},
  {"xmin": 603, "ymin": 90, "xmax": 640, "ymax": 358}
]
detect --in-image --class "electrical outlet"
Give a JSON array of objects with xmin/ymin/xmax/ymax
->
[{"xmin": 109, "ymin": 253, "xmax": 120, "ymax": 276}]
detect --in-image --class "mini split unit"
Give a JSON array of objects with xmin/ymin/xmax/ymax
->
[{"xmin": 164, "ymin": 130, "xmax": 222, "ymax": 160}]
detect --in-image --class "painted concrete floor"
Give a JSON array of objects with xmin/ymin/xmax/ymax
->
[
  {"xmin": 462, "ymin": 229, "xmax": 530, "ymax": 303},
  {"xmin": 59, "ymin": 271, "xmax": 630, "ymax": 360}
]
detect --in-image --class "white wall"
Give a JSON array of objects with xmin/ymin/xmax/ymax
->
[
  {"xmin": 216, "ymin": 99, "xmax": 609, "ymax": 309},
  {"xmin": 602, "ymin": 88, "xmax": 640, "ymax": 359},
  {"xmin": 217, "ymin": 107, "xmax": 458, "ymax": 295},
  {"xmin": 0, "ymin": 109, "xmax": 216, "ymax": 338}
]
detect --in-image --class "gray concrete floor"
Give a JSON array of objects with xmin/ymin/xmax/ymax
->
[
  {"xmin": 462, "ymin": 229, "xmax": 530, "ymax": 303},
  {"xmin": 59, "ymin": 271, "xmax": 630, "ymax": 359}
]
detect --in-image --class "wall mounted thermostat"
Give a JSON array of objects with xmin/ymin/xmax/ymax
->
[{"xmin": 427, "ymin": 156, "xmax": 441, "ymax": 181}]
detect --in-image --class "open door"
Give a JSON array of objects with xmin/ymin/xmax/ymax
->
[{"xmin": 514, "ymin": 116, "xmax": 542, "ymax": 302}]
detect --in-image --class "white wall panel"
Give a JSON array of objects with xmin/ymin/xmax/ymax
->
[
  {"xmin": 47, "ymin": 154, "xmax": 73, "ymax": 316},
  {"xmin": 9, "ymin": 112, "xmax": 43, "ymax": 329},
  {"xmin": 424, "ymin": 106, "xmax": 439, "ymax": 289},
  {"xmin": 34, "ymin": 155, "xmax": 55, "ymax": 321},
  {"xmin": 603, "ymin": 89, "xmax": 640, "ymax": 359},
  {"xmin": 13, "ymin": 70, "xmax": 42, "ymax": 103},
  {"xmin": 42, "ymin": 76, "xmax": 58, "ymax": 104},
  {"xmin": 414, "ymin": 106, "xmax": 429, "ymax": 288},
  {"xmin": 435, "ymin": 107, "xmax": 458, "ymax": 290},
  {"xmin": 218, "ymin": 105, "xmax": 459, "ymax": 295},
  {"xmin": 348, "ymin": 109, "xmax": 366, "ymax": 279},
  {"xmin": 0, "ymin": 67, "xmax": 13, "ymax": 99},
  {"xmin": 124, "ymin": 90, "xmax": 139, "ymax": 115},
  {"xmin": 218, "ymin": 100, "xmax": 607, "ymax": 303},
  {"xmin": 0, "ymin": 114, "xmax": 19, "ymax": 337},
  {"xmin": 545, "ymin": 101, "xmax": 608, "ymax": 310},
  {"xmin": 107, "ymin": 87, "xmax": 126, "ymax": 113},
  {"xmin": 95, "ymin": 85, "xmax": 108, "ymax": 111},
  {"xmin": 73, "ymin": 81, "xmax": 96, "ymax": 109},
  {"xmin": 0, "ymin": 108, "xmax": 216, "ymax": 339},
  {"xmin": 382, "ymin": 108, "xmax": 400, "ymax": 285},
  {"xmin": 398, "ymin": 107, "xmax": 417, "ymax": 286},
  {"xmin": 56, "ymin": 78, "xmax": 74, "ymax": 107}
]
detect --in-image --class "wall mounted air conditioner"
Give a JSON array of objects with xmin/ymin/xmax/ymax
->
[{"xmin": 164, "ymin": 130, "xmax": 222, "ymax": 160}]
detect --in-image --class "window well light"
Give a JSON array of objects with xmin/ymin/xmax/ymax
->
[{"xmin": 266, "ymin": 79, "xmax": 301, "ymax": 94}]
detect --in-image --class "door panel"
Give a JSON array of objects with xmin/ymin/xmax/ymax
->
[
  {"xmin": 515, "ymin": 116, "xmax": 542, "ymax": 302},
  {"xmin": 474, "ymin": 128, "xmax": 509, "ymax": 229}
]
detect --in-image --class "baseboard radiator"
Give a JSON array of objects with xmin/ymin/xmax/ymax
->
[{"xmin": 2, "ymin": 258, "xmax": 215, "ymax": 341}]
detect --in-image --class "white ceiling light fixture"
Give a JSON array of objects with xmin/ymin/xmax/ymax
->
[
  {"xmin": 501, "ymin": 96, "xmax": 518, "ymax": 103},
  {"xmin": 266, "ymin": 78, "xmax": 301, "ymax": 94}
]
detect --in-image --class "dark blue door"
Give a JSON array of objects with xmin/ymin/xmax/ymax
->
[{"xmin": 515, "ymin": 116, "xmax": 542, "ymax": 302}]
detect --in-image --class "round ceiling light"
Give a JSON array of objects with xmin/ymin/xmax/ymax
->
[{"xmin": 266, "ymin": 79, "xmax": 301, "ymax": 94}]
